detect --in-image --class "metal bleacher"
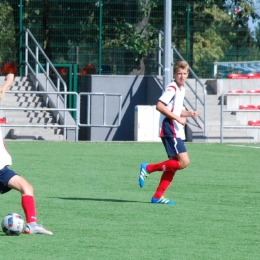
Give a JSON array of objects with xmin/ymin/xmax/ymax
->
[{"xmin": 214, "ymin": 61, "xmax": 260, "ymax": 78}]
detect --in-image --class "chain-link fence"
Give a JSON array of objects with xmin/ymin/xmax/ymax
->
[{"xmin": 1, "ymin": 0, "xmax": 260, "ymax": 78}]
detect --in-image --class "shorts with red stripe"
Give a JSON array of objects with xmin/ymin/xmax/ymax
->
[{"xmin": 161, "ymin": 137, "xmax": 187, "ymax": 158}]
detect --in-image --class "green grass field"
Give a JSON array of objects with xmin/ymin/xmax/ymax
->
[{"xmin": 0, "ymin": 141, "xmax": 259, "ymax": 260}]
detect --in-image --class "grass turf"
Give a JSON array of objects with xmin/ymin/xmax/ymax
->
[{"xmin": 0, "ymin": 141, "xmax": 259, "ymax": 260}]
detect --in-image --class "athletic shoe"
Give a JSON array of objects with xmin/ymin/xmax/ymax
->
[
  {"xmin": 139, "ymin": 162, "xmax": 149, "ymax": 188},
  {"xmin": 151, "ymin": 196, "xmax": 176, "ymax": 205},
  {"xmin": 24, "ymin": 224, "xmax": 53, "ymax": 235}
]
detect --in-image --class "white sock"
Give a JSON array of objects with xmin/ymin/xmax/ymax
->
[{"xmin": 27, "ymin": 222, "xmax": 37, "ymax": 228}]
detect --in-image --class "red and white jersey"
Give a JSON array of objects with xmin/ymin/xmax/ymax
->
[
  {"xmin": 0, "ymin": 128, "xmax": 12, "ymax": 170},
  {"xmin": 158, "ymin": 81, "xmax": 186, "ymax": 140}
]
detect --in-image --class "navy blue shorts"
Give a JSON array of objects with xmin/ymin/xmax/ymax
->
[
  {"xmin": 161, "ymin": 137, "xmax": 187, "ymax": 158},
  {"xmin": 0, "ymin": 166, "xmax": 17, "ymax": 194}
]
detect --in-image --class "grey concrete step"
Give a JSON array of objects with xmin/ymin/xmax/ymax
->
[
  {"xmin": 9, "ymin": 85, "xmax": 34, "ymax": 91},
  {"xmin": 4, "ymin": 110, "xmax": 55, "ymax": 118},
  {"xmin": 6, "ymin": 116, "xmax": 56, "ymax": 124},
  {"xmin": 193, "ymin": 136, "xmax": 255, "ymax": 143},
  {"xmin": 0, "ymin": 76, "xmax": 65, "ymax": 141},
  {"xmin": 206, "ymin": 128, "xmax": 250, "ymax": 136},
  {"xmin": 3, "ymin": 94, "xmax": 43, "ymax": 103},
  {"xmin": 1, "ymin": 102, "xmax": 45, "ymax": 108},
  {"xmin": 10, "ymin": 128, "xmax": 64, "ymax": 141},
  {"xmin": 186, "ymin": 85, "xmax": 259, "ymax": 142}
]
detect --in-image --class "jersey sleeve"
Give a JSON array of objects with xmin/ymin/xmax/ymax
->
[{"xmin": 158, "ymin": 85, "xmax": 176, "ymax": 105}]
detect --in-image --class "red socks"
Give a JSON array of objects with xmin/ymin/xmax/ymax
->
[
  {"xmin": 146, "ymin": 159, "xmax": 180, "ymax": 173},
  {"xmin": 21, "ymin": 195, "xmax": 37, "ymax": 223},
  {"xmin": 145, "ymin": 159, "xmax": 180, "ymax": 199},
  {"xmin": 153, "ymin": 170, "xmax": 176, "ymax": 199}
]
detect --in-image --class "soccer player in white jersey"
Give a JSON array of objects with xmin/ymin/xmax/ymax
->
[
  {"xmin": 0, "ymin": 74, "xmax": 53, "ymax": 234},
  {"xmin": 139, "ymin": 61, "xmax": 198, "ymax": 204}
]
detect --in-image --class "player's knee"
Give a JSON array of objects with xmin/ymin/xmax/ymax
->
[
  {"xmin": 179, "ymin": 158, "xmax": 190, "ymax": 169},
  {"xmin": 19, "ymin": 177, "xmax": 34, "ymax": 196},
  {"xmin": 23, "ymin": 182, "xmax": 34, "ymax": 196}
]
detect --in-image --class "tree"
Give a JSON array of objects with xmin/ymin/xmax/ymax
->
[
  {"xmin": 172, "ymin": 0, "xmax": 260, "ymax": 77},
  {"xmin": 103, "ymin": 0, "xmax": 162, "ymax": 75},
  {"xmin": 6, "ymin": 0, "xmax": 260, "ymax": 77},
  {"xmin": 0, "ymin": 1, "xmax": 16, "ymax": 66}
]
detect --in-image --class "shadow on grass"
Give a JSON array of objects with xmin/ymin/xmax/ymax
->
[{"xmin": 49, "ymin": 197, "xmax": 150, "ymax": 203}]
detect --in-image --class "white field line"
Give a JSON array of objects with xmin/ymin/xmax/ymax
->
[{"xmin": 228, "ymin": 145, "xmax": 260, "ymax": 149}]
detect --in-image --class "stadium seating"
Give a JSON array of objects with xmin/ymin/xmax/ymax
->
[
  {"xmin": 239, "ymin": 104, "xmax": 257, "ymax": 110},
  {"xmin": 227, "ymin": 73, "xmax": 248, "ymax": 79},
  {"xmin": 81, "ymin": 63, "xmax": 96, "ymax": 75},
  {"xmin": 0, "ymin": 118, "xmax": 6, "ymax": 124},
  {"xmin": 227, "ymin": 73, "xmax": 260, "ymax": 79},
  {"xmin": 246, "ymin": 73, "xmax": 260, "ymax": 78},
  {"xmin": 57, "ymin": 67, "xmax": 67, "ymax": 75},
  {"xmin": 246, "ymin": 90, "xmax": 260, "ymax": 93},
  {"xmin": 248, "ymin": 120, "xmax": 260, "ymax": 126},
  {"xmin": 228, "ymin": 90, "xmax": 244, "ymax": 93},
  {"xmin": 3, "ymin": 62, "xmax": 17, "ymax": 74}
]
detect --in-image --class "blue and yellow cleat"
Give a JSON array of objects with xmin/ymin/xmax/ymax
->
[
  {"xmin": 139, "ymin": 162, "xmax": 149, "ymax": 188},
  {"xmin": 151, "ymin": 196, "xmax": 176, "ymax": 205}
]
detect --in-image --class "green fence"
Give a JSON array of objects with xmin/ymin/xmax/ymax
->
[{"xmin": 1, "ymin": 0, "xmax": 260, "ymax": 78}]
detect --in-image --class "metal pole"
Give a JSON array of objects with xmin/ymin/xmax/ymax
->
[
  {"xmin": 163, "ymin": 0, "xmax": 172, "ymax": 90},
  {"xmin": 186, "ymin": 3, "xmax": 190, "ymax": 63},
  {"xmin": 19, "ymin": 0, "xmax": 23, "ymax": 76},
  {"xmin": 158, "ymin": 31, "xmax": 162, "ymax": 77},
  {"xmin": 220, "ymin": 94, "xmax": 224, "ymax": 143},
  {"xmin": 25, "ymin": 30, "xmax": 28, "ymax": 76},
  {"xmin": 99, "ymin": 1, "xmax": 103, "ymax": 75},
  {"xmin": 73, "ymin": 63, "xmax": 78, "ymax": 119}
]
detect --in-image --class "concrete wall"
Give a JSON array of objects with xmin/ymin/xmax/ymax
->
[{"xmin": 78, "ymin": 75, "xmax": 163, "ymax": 141}]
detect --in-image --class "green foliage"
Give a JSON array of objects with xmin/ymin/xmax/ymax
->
[
  {"xmin": 104, "ymin": 22, "xmax": 158, "ymax": 61},
  {"xmin": 174, "ymin": 1, "xmax": 260, "ymax": 77},
  {"xmin": 103, "ymin": 0, "xmax": 161, "ymax": 73},
  {"xmin": 4, "ymin": 0, "xmax": 260, "ymax": 76},
  {"xmin": 192, "ymin": 4, "xmax": 232, "ymax": 76},
  {"xmin": 193, "ymin": 29, "xmax": 226, "ymax": 76},
  {"xmin": 0, "ymin": 1, "xmax": 16, "ymax": 64}
]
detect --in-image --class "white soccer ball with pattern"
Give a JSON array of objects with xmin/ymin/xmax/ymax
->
[{"xmin": 1, "ymin": 213, "xmax": 24, "ymax": 236}]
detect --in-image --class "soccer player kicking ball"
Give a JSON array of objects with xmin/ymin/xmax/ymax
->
[
  {"xmin": 0, "ymin": 74, "xmax": 53, "ymax": 234},
  {"xmin": 139, "ymin": 60, "xmax": 198, "ymax": 204}
]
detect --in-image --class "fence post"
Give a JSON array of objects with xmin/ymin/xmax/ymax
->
[{"xmin": 163, "ymin": 0, "xmax": 172, "ymax": 90}]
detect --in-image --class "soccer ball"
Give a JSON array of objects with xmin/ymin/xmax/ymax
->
[{"xmin": 1, "ymin": 213, "xmax": 25, "ymax": 236}]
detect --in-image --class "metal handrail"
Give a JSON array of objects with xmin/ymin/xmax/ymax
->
[
  {"xmin": 158, "ymin": 30, "xmax": 207, "ymax": 137},
  {"xmin": 1, "ymin": 91, "xmax": 79, "ymax": 142},
  {"xmin": 78, "ymin": 92, "xmax": 122, "ymax": 128},
  {"xmin": 24, "ymin": 29, "xmax": 68, "ymax": 134}
]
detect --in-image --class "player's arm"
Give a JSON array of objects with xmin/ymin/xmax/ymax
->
[
  {"xmin": 181, "ymin": 109, "xmax": 198, "ymax": 119},
  {"xmin": 0, "ymin": 73, "xmax": 14, "ymax": 101},
  {"xmin": 156, "ymin": 100, "xmax": 186, "ymax": 125}
]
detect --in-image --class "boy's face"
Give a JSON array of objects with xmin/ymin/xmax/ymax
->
[{"xmin": 174, "ymin": 68, "xmax": 189, "ymax": 87}]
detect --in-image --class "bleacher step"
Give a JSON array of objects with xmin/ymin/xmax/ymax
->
[
  {"xmin": 1, "ymin": 76, "xmax": 65, "ymax": 141},
  {"xmin": 10, "ymin": 128, "xmax": 63, "ymax": 141}
]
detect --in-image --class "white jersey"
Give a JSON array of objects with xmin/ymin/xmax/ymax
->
[
  {"xmin": 158, "ymin": 80, "xmax": 186, "ymax": 140},
  {"xmin": 0, "ymin": 127, "xmax": 12, "ymax": 170}
]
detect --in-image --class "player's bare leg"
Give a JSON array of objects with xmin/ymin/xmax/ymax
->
[
  {"xmin": 8, "ymin": 175, "xmax": 53, "ymax": 235},
  {"xmin": 172, "ymin": 152, "xmax": 190, "ymax": 169}
]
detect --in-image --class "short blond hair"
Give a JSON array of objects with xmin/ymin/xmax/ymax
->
[{"xmin": 173, "ymin": 60, "xmax": 189, "ymax": 73}]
